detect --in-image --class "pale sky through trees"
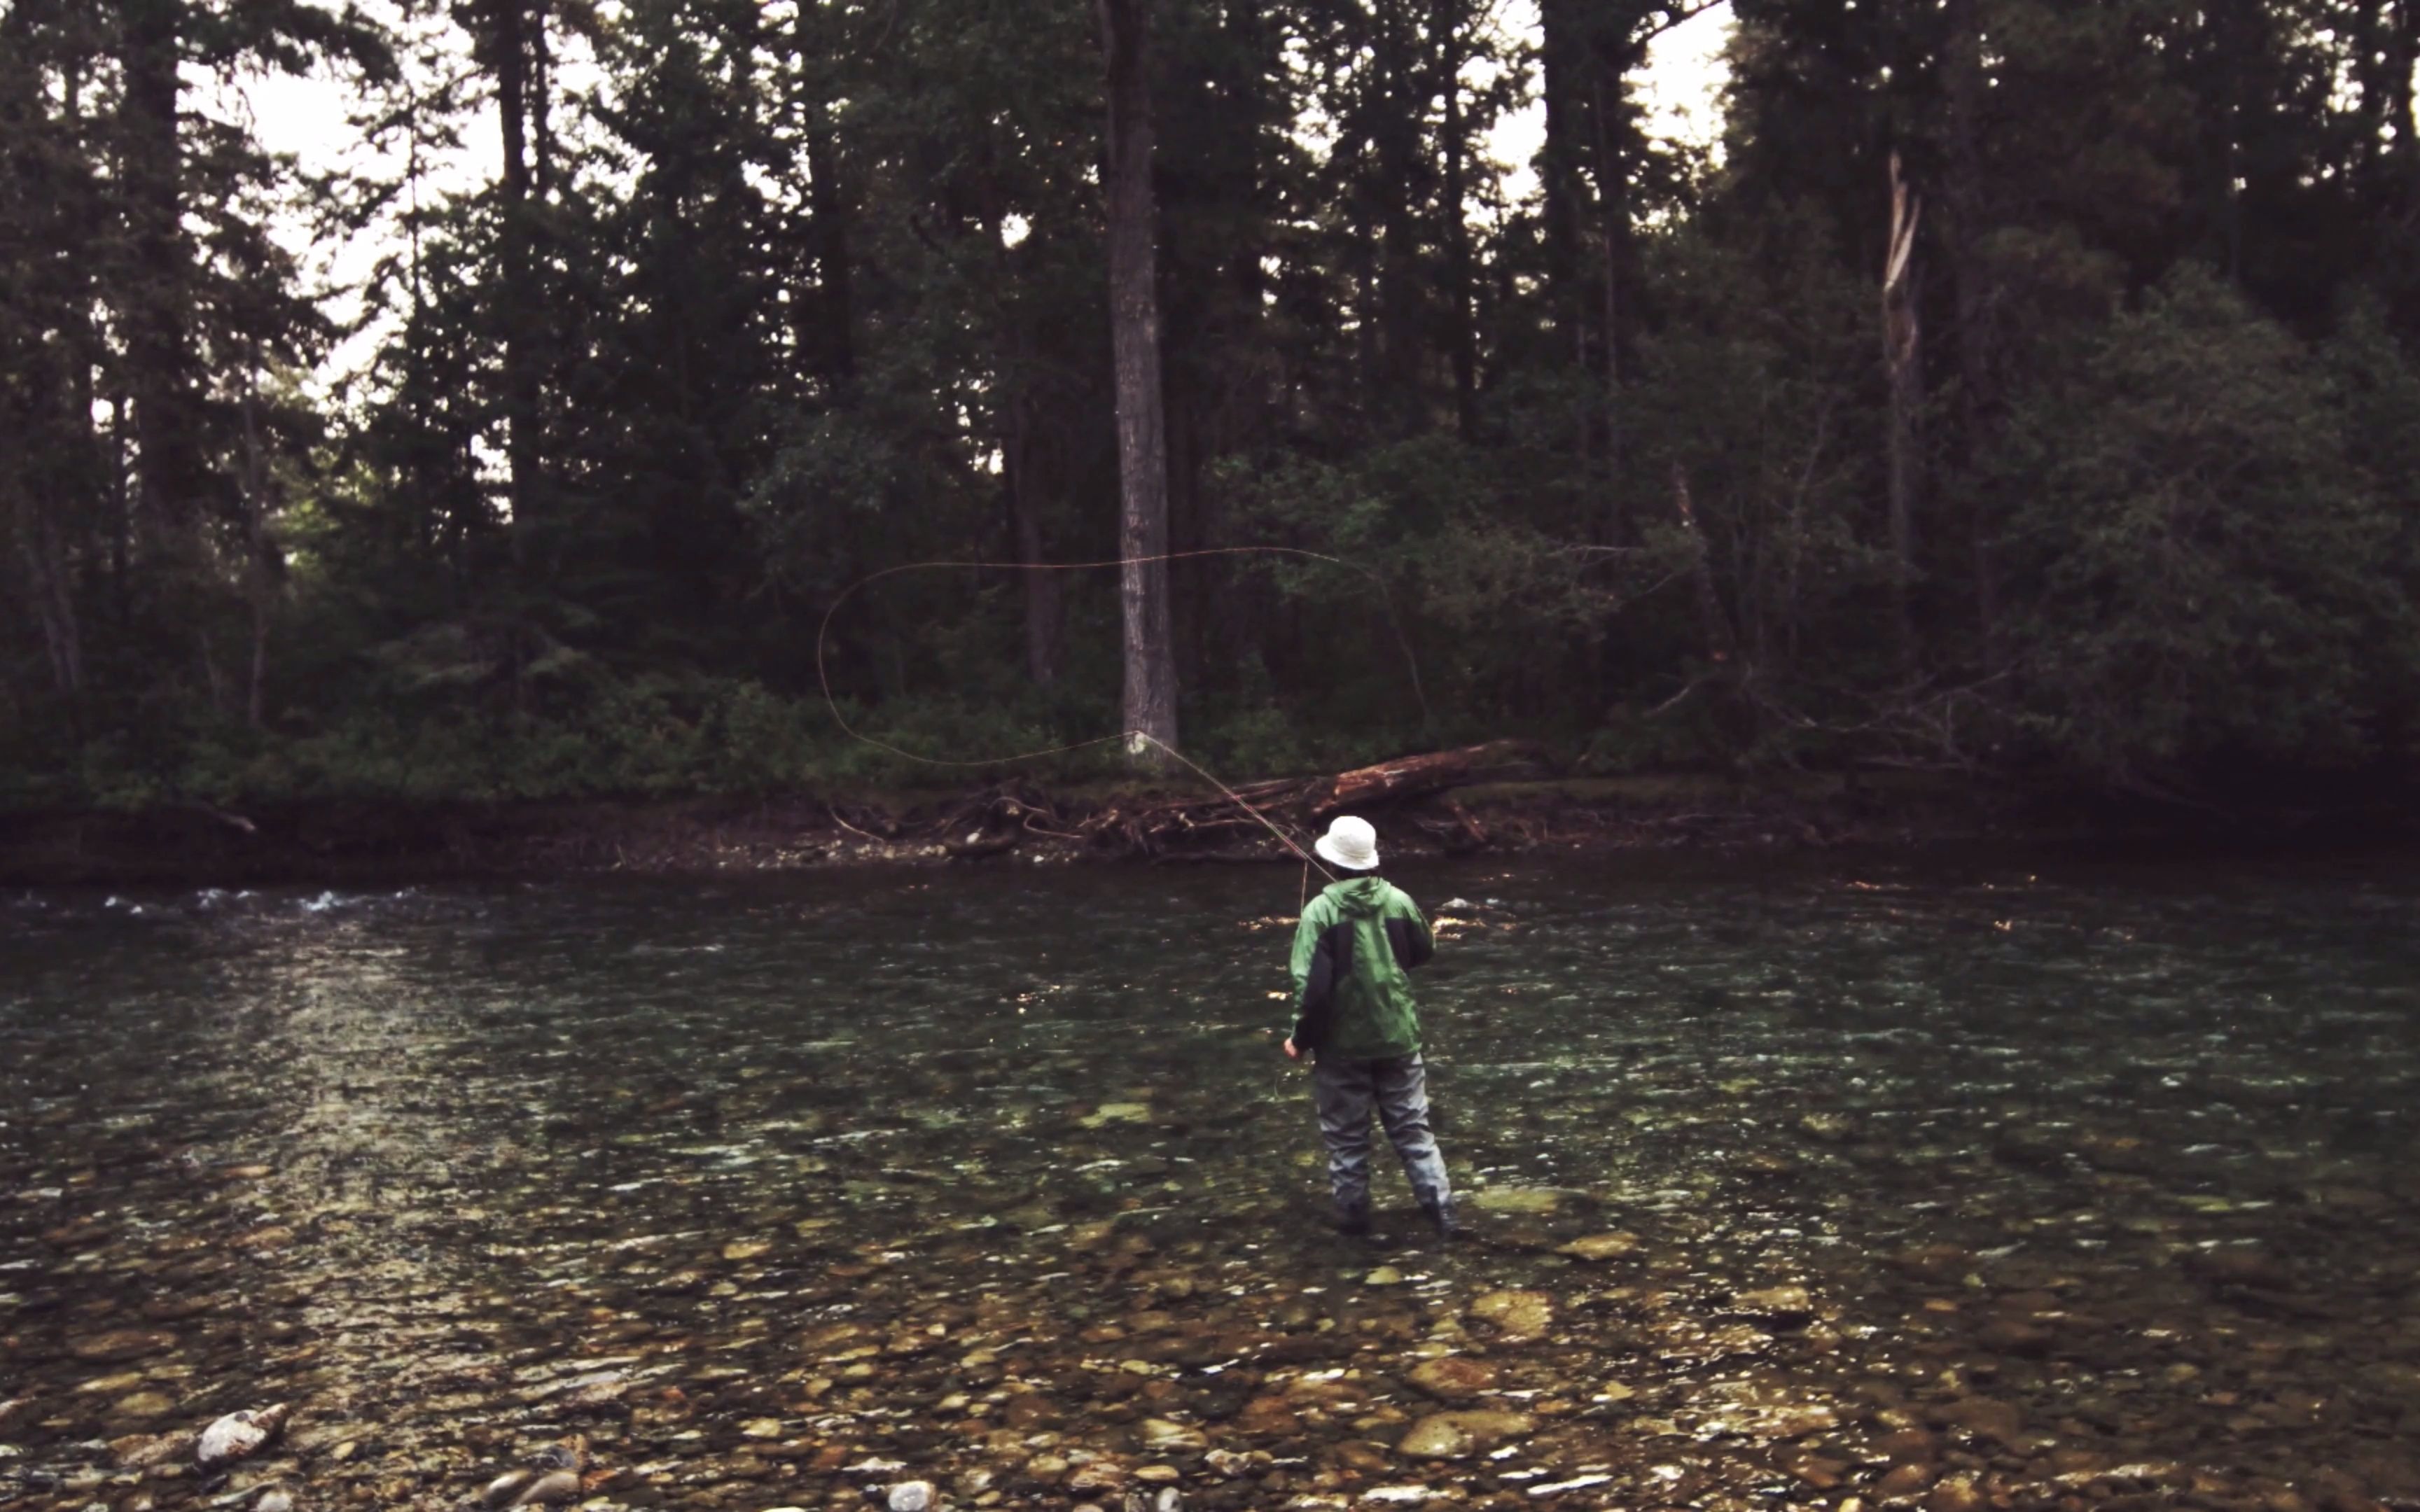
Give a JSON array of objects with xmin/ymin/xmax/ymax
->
[{"xmin": 237, "ymin": 0, "xmax": 1734, "ymax": 389}]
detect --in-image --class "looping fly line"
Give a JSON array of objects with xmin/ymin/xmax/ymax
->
[{"xmin": 814, "ymin": 545, "xmax": 1429, "ymax": 883}]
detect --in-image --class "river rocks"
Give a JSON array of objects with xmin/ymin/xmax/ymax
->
[
  {"xmin": 1235, "ymin": 1396, "xmax": 1301, "ymax": 1436},
  {"xmin": 1877, "ymin": 1463, "xmax": 1938, "ymax": 1499},
  {"xmin": 1140, "ymin": 1418, "xmax": 1209, "ymax": 1452},
  {"xmin": 1890, "ymin": 1245, "xmax": 1974, "ymax": 1281},
  {"xmin": 2188, "ymin": 1247, "xmax": 2292, "ymax": 1289},
  {"xmin": 257, "ymin": 1490, "xmax": 295, "ymax": 1512},
  {"xmin": 1080, "ymin": 1102, "xmax": 1153, "ymax": 1129},
  {"xmin": 508, "ymin": 1469, "xmax": 582, "ymax": 1506},
  {"xmin": 885, "ymin": 1481, "xmax": 935, "ymax": 1512},
  {"xmin": 1732, "ymin": 1285, "xmax": 1815, "ymax": 1323},
  {"xmin": 110, "ymin": 1432, "xmax": 188, "ymax": 1470},
  {"xmin": 1403, "ymin": 1357, "xmax": 1496, "ymax": 1401},
  {"xmin": 1932, "ymin": 1396, "xmax": 2024, "ymax": 1446},
  {"xmin": 79, "ymin": 1368, "xmax": 148, "ymax": 1395},
  {"xmin": 15, "ymin": 882, "xmax": 2420, "ymax": 1512},
  {"xmin": 197, "ymin": 1404, "xmax": 288, "ymax": 1467},
  {"xmin": 1975, "ymin": 1317, "xmax": 2052, "ymax": 1356},
  {"xmin": 1555, "ymin": 1231, "xmax": 1640, "ymax": 1262},
  {"xmin": 229, "ymin": 1224, "xmax": 296, "ymax": 1250},
  {"xmin": 1396, "ymin": 1410, "xmax": 1535, "ymax": 1460},
  {"xmin": 1020, "ymin": 1454, "xmax": 1071, "ymax": 1488},
  {"xmin": 1874, "ymin": 1428, "xmax": 1940, "ymax": 1465},
  {"xmin": 1467, "ymin": 1290, "xmax": 1554, "ymax": 1340},
  {"xmin": 1924, "ymin": 1474, "xmax": 1987, "ymax": 1512},
  {"xmin": 1464, "ymin": 1188, "xmax": 1567, "ymax": 1215},
  {"xmin": 69, "ymin": 1329, "xmax": 178, "ymax": 1363},
  {"xmin": 1797, "ymin": 1112, "xmax": 1860, "ymax": 1144}
]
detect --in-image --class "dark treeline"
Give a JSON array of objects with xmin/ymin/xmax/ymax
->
[{"xmin": 9, "ymin": 0, "xmax": 2420, "ymax": 809}]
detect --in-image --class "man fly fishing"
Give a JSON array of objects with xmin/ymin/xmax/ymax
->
[{"xmin": 1283, "ymin": 815, "xmax": 1459, "ymax": 1242}]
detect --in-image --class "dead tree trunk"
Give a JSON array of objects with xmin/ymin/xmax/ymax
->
[
  {"xmin": 239, "ymin": 361, "xmax": 277, "ymax": 729},
  {"xmin": 1882, "ymin": 152, "xmax": 1923, "ymax": 673},
  {"xmin": 1671, "ymin": 463, "xmax": 1734, "ymax": 667},
  {"xmin": 1099, "ymin": 0, "xmax": 1179, "ymax": 762}
]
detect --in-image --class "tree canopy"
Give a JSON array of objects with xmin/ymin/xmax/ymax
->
[{"xmin": 8, "ymin": 0, "xmax": 2420, "ymax": 808}]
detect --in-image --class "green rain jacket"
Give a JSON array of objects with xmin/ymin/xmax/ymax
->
[{"xmin": 1289, "ymin": 874, "xmax": 1435, "ymax": 1060}]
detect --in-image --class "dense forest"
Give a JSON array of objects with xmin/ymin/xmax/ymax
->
[{"xmin": 8, "ymin": 0, "xmax": 2420, "ymax": 812}]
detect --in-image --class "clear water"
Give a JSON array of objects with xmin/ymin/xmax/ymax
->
[{"xmin": 5, "ymin": 854, "xmax": 2419, "ymax": 1512}]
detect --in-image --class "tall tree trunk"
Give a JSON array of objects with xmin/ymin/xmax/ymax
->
[
  {"xmin": 1099, "ymin": 0, "xmax": 1178, "ymax": 760},
  {"xmin": 800, "ymin": 1, "xmax": 855, "ymax": 396},
  {"xmin": 1941, "ymin": 0, "xmax": 1997, "ymax": 659},
  {"xmin": 9, "ymin": 482, "xmax": 83, "ymax": 699},
  {"xmin": 2393, "ymin": 0, "xmax": 2420, "ymax": 237},
  {"xmin": 1, "ymin": 15, "xmax": 86, "ymax": 703},
  {"xmin": 1882, "ymin": 151, "xmax": 1923, "ymax": 672},
  {"xmin": 1538, "ymin": 0, "xmax": 1585, "ymax": 342},
  {"xmin": 1437, "ymin": 0, "xmax": 1477, "ymax": 438},
  {"xmin": 1538, "ymin": 0, "xmax": 1589, "ymax": 473},
  {"xmin": 1371, "ymin": 2, "xmax": 1424, "ymax": 436},
  {"xmin": 492, "ymin": 0, "xmax": 534, "ymax": 519},
  {"xmin": 239, "ymin": 361, "xmax": 275, "ymax": 730},
  {"xmin": 1005, "ymin": 401, "xmax": 1061, "ymax": 692},
  {"xmin": 117, "ymin": 0, "xmax": 198, "ymax": 568},
  {"xmin": 489, "ymin": 0, "xmax": 553, "ymax": 713},
  {"xmin": 1587, "ymin": 50, "xmax": 1630, "ymax": 541}
]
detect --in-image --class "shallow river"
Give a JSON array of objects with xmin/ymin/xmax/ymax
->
[{"xmin": 4, "ymin": 853, "xmax": 2419, "ymax": 1512}]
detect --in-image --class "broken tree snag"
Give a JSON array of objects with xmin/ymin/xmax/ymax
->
[
  {"xmin": 1671, "ymin": 463, "xmax": 1734, "ymax": 666},
  {"xmin": 1067, "ymin": 741, "xmax": 1550, "ymax": 860},
  {"xmin": 1300, "ymin": 740, "xmax": 1550, "ymax": 819}
]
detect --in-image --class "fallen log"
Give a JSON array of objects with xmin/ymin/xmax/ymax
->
[
  {"xmin": 1080, "ymin": 740, "xmax": 1550, "ymax": 858},
  {"xmin": 1295, "ymin": 739, "xmax": 1548, "ymax": 818}
]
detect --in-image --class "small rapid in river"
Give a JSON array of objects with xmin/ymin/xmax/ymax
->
[{"xmin": 4, "ymin": 854, "xmax": 2418, "ymax": 1512}]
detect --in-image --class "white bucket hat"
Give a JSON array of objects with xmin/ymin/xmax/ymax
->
[{"xmin": 1314, "ymin": 815, "xmax": 1381, "ymax": 872}]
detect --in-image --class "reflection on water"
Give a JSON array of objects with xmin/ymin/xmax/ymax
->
[{"xmin": 5, "ymin": 856, "xmax": 2420, "ymax": 1512}]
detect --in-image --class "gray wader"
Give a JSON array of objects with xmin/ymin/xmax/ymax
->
[{"xmin": 1312, "ymin": 1053, "xmax": 1452, "ymax": 1228}]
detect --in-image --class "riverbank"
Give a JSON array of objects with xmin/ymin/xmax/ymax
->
[{"xmin": 4, "ymin": 767, "xmax": 2399, "ymax": 888}]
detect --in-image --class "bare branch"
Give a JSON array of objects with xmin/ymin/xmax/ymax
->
[{"xmin": 1636, "ymin": 1, "xmax": 1730, "ymax": 46}]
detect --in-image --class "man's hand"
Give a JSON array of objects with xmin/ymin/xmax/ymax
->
[{"xmin": 1282, "ymin": 1037, "xmax": 1301, "ymax": 1060}]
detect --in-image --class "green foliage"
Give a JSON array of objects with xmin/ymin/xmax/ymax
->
[
  {"xmin": 16, "ymin": 0, "xmax": 2420, "ymax": 816},
  {"xmin": 1992, "ymin": 267, "xmax": 2416, "ymax": 783}
]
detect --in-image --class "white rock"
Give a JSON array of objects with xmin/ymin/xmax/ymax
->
[
  {"xmin": 196, "ymin": 1406, "xmax": 288, "ymax": 1468},
  {"xmin": 1528, "ymin": 1476, "xmax": 1612, "ymax": 1497},
  {"xmin": 886, "ymin": 1482, "xmax": 935, "ymax": 1512}
]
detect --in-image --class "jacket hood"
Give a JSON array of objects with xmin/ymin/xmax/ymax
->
[{"xmin": 1326, "ymin": 874, "xmax": 1391, "ymax": 918}]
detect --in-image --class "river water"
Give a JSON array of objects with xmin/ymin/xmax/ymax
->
[{"xmin": 4, "ymin": 854, "xmax": 2419, "ymax": 1512}]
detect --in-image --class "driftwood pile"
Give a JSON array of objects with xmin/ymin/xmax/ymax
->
[{"xmin": 848, "ymin": 740, "xmax": 1551, "ymax": 862}]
